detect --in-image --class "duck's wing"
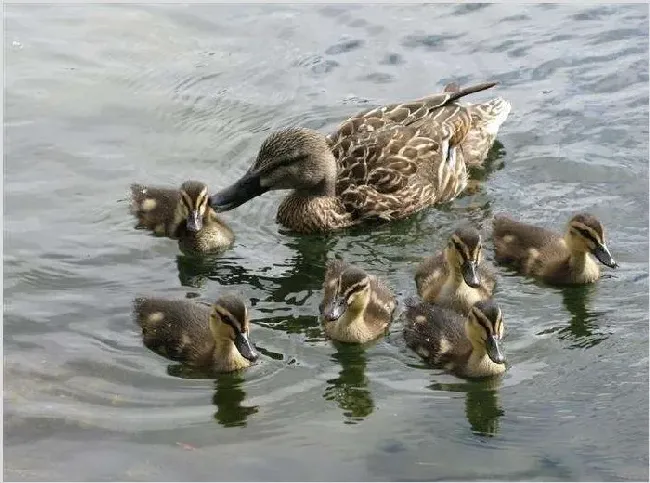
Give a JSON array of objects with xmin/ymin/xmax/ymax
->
[
  {"xmin": 326, "ymin": 81, "xmax": 498, "ymax": 146},
  {"xmin": 129, "ymin": 184, "xmax": 183, "ymax": 237},
  {"xmin": 443, "ymin": 82, "xmax": 511, "ymax": 167},
  {"xmin": 331, "ymin": 114, "xmax": 467, "ymax": 222},
  {"xmin": 492, "ymin": 215, "xmax": 564, "ymax": 266}
]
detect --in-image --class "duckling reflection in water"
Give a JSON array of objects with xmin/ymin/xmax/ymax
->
[
  {"xmin": 130, "ymin": 180, "xmax": 234, "ymax": 255},
  {"xmin": 319, "ymin": 259, "xmax": 397, "ymax": 344},
  {"xmin": 492, "ymin": 212, "xmax": 618, "ymax": 285},
  {"xmin": 133, "ymin": 294, "xmax": 258, "ymax": 373},
  {"xmin": 415, "ymin": 225, "xmax": 496, "ymax": 315},
  {"xmin": 403, "ymin": 298, "xmax": 506, "ymax": 379}
]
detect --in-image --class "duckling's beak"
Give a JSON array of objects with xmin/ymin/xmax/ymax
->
[
  {"xmin": 592, "ymin": 243, "xmax": 618, "ymax": 268},
  {"xmin": 234, "ymin": 332, "xmax": 259, "ymax": 362},
  {"xmin": 485, "ymin": 335, "xmax": 505, "ymax": 365},
  {"xmin": 462, "ymin": 260, "xmax": 481, "ymax": 288},
  {"xmin": 208, "ymin": 171, "xmax": 268, "ymax": 212},
  {"xmin": 186, "ymin": 210, "xmax": 203, "ymax": 232},
  {"xmin": 323, "ymin": 296, "xmax": 346, "ymax": 322}
]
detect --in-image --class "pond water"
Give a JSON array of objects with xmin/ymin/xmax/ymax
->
[{"xmin": 4, "ymin": 4, "xmax": 649, "ymax": 481}]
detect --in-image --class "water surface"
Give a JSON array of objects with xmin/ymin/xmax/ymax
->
[{"xmin": 4, "ymin": 4, "xmax": 649, "ymax": 481}]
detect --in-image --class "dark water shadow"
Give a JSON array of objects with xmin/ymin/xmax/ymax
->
[
  {"xmin": 166, "ymin": 365, "xmax": 259, "ymax": 428},
  {"xmin": 323, "ymin": 341, "xmax": 377, "ymax": 424},
  {"xmin": 176, "ymin": 232, "xmax": 336, "ymax": 304},
  {"xmin": 537, "ymin": 283, "xmax": 610, "ymax": 349},
  {"xmin": 256, "ymin": 313, "xmax": 323, "ymax": 342},
  {"xmin": 429, "ymin": 376, "xmax": 505, "ymax": 437}
]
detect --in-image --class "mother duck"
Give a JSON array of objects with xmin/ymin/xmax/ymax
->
[{"xmin": 209, "ymin": 81, "xmax": 510, "ymax": 234}]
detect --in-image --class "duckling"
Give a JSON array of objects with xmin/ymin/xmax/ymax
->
[
  {"xmin": 209, "ymin": 82, "xmax": 510, "ymax": 233},
  {"xmin": 133, "ymin": 293, "xmax": 258, "ymax": 373},
  {"xmin": 443, "ymin": 81, "xmax": 511, "ymax": 167},
  {"xmin": 403, "ymin": 298, "xmax": 506, "ymax": 379},
  {"xmin": 130, "ymin": 180, "xmax": 234, "ymax": 254},
  {"xmin": 319, "ymin": 259, "xmax": 397, "ymax": 344},
  {"xmin": 415, "ymin": 225, "xmax": 496, "ymax": 314},
  {"xmin": 492, "ymin": 212, "xmax": 618, "ymax": 285}
]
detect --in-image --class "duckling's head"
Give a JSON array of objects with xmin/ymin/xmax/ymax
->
[
  {"xmin": 180, "ymin": 180, "xmax": 210, "ymax": 233},
  {"xmin": 209, "ymin": 294, "xmax": 259, "ymax": 362},
  {"xmin": 566, "ymin": 213, "xmax": 618, "ymax": 268},
  {"xmin": 209, "ymin": 128, "xmax": 336, "ymax": 212},
  {"xmin": 466, "ymin": 300, "xmax": 505, "ymax": 365},
  {"xmin": 445, "ymin": 225, "xmax": 483, "ymax": 288},
  {"xmin": 322, "ymin": 266, "xmax": 372, "ymax": 322}
]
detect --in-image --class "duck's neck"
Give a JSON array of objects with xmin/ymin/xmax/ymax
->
[
  {"xmin": 213, "ymin": 337, "xmax": 250, "ymax": 372},
  {"xmin": 446, "ymin": 251, "xmax": 465, "ymax": 285},
  {"xmin": 295, "ymin": 176, "xmax": 336, "ymax": 198},
  {"xmin": 465, "ymin": 339, "xmax": 505, "ymax": 378},
  {"xmin": 565, "ymin": 236, "xmax": 600, "ymax": 282},
  {"xmin": 324, "ymin": 295, "xmax": 375, "ymax": 343}
]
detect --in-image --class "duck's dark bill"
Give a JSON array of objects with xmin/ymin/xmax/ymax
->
[
  {"xmin": 592, "ymin": 243, "xmax": 618, "ymax": 268},
  {"xmin": 234, "ymin": 333, "xmax": 259, "ymax": 362},
  {"xmin": 462, "ymin": 261, "xmax": 481, "ymax": 288},
  {"xmin": 485, "ymin": 335, "xmax": 505, "ymax": 365},
  {"xmin": 186, "ymin": 210, "xmax": 203, "ymax": 232},
  {"xmin": 208, "ymin": 172, "xmax": 268, "ymax": 212},
  {"xmin": 323, "ymin": 297, "xmax": 347, "ymax": 322}
]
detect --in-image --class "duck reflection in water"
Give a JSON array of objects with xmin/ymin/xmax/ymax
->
[
  {"xmin": 176, "ymin": 232, "xmax": 335, "ymax": 307},
  {"xmin": 429, "ymin": 377, "xmax": 504, "ymax": 437},
  {"xmin": 166, "ymin": 365, "xmax": 259, "ymax": 428},
  {"xmin": 323, "ymin": 341, "xmax": 376, "ymax": 424},
  {"xmin": 538, "ymin": 284, "xmax": 609, "ymax": 349}
]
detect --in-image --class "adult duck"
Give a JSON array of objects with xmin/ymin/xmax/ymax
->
[{"xmin": 209, "ymin": 82, "xmax": 510, "ymax": 234}]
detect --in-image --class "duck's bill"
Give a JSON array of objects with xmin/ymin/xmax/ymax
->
[
  {"xmin": 234, "ymin": 332, "xmax": 259, "ymax": 362},
  {"xmin": 592, "ymin": 243, "xmax": 618, "ymax": 268},
  {"xmin": 323, "ymin": 297, "xmax": 347, "ymax": 322},
  {"xmin": 208, "ymin": 172, "xmax": 268, "ymax": 212},
  {"xmin": 485, "ymin": 335, "xmax": 505, "ymax": 365},
  {"xmin": 462, "ymin": 261, "xmax": 481, "ymax": 288},
  {"xmin": 186, "ymin": 210, "xmax": 203, "ymax": 232}
]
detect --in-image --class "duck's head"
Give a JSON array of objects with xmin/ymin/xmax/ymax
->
[
  {"xmin": 209, "ymin": 294, "xmax": 259, "ymax": 363},
  {"xmin": 466, "ymin": 300, "xmax": 506, "ymax": 365},
  {"xmin": 566, "ymin": 213, "xmax": 618, "ymax": 268},
  {"xmin": 209, "ymin": 128, "xmax": 336, "ymax": 212},
  {"xmin": 445, "ymin": 225, "xmax": 484, "ymax": 288},
  {"xmin": 179, "ymin": 180, "xmax": 210, "ymax": 232},
  {"xmin": 322, "ymin": 266, "xmax": 372, "ymax": 322}
]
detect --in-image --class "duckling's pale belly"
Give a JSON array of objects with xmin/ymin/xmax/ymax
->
[{"xmin": 323, "ymin": 314, "xmax": 385, "ymax": 344}]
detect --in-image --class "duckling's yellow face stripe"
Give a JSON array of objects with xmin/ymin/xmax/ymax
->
[
  {"xmin": 570, "ymin": 222, "xmax": 603, "ymax": 248},
  {"xmin": 342, "ymin": 279, "xmax": 370, "ymax": 302},
  {"xmin": 180, "ymin": 190, "xmax": 194, "ymax": 212},
  {"xmin": 180, "ymin": 186, "xmax": 209, "ymax": 216},
  {"xmin": 450, "ymin": 235, "xmax": 482, "ymax": 263},
  {"xmin": 213, "ymin": 306, "xmax": 247, "ymax": 336},
  {"xmin": 470, "ymin": 306, "xmax": 503, "ymax": 339}
]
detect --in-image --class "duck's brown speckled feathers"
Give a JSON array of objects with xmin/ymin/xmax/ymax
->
[
  {"xmin": 442, "ymin": 82, "xmax": 512, "ymax": 167},
  {"xmin": 324, "ymin": 83, "xmax": 501, "ymax": 224},
  {"xmin": 403, "ymin": 297, "xmax": 470, "ymax": 367},
  {"xmin": 133, "ymin": 297, "xmax": 215, "ymax": 366},
  {"xmin": 130, "ymin": 184, "xmax": 183, "ymax": 238}
]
